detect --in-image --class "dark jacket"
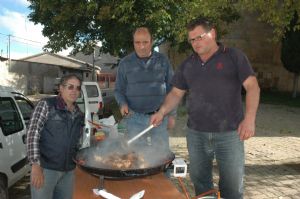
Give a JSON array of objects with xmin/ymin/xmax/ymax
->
[{"xmin": 39, "ymin": 97, "xmax": 84, "ymax": 171}]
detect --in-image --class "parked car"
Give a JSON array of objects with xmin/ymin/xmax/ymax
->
[{"xmin": 0, "ymin": 86, "xmax": 34, "ymax": 199}]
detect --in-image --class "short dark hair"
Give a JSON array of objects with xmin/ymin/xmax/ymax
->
[
  {"xmin": 186, "ymin": 17, "xmax": 214, "ymax": 32},
  {"xmin": 59, "ymin": 74, "xmax": 82, "ymax": 86}
]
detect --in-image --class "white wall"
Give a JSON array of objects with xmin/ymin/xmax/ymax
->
[{"xmin": 0, "ymin": 61, "xmax": 27, "ymax": 94}]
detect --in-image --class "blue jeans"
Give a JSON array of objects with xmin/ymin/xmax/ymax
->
[
  {"xmin": 31, "ymin": 168, "xmax": 74, "ymax": 199},
  {"xmin": 186, "ymin": 128, "xmax": 244, "ymax": 199},
  {"xmin": 125, "ymin": 111, "xmax": 169, "ymax": 150}
]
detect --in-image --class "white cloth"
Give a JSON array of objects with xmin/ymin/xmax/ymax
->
[
  {"xmin": 92, "ymin": 189, "xmax": 145, "ymax": 199},
  {"xmin": 93, "ymin": 189, "xmax": 121, "ymax": 199},
  {"xmin": 129, "ymin": 190, "xmax": 145, "ymax": 199}
]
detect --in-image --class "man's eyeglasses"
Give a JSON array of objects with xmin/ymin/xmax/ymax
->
[
  {"xmin": 63, "ymin": 84, "xmax": 81, "ymax": 91},
  {"xmin": 188, "ymin": 32, "xmax": 209, "ymax": 44}
]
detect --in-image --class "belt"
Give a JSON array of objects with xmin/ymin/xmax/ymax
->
[{"xmin": 145, "ymin": 109, "xmax": 159, "ymax": 115}]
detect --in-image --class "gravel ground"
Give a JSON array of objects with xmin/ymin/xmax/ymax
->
[{"xmin": 9, "ymin": 103, "xmax": 300, "ymax": 199}]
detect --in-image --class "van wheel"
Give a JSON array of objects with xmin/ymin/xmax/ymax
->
[{"xmin": 0, "ymin": 177, "xmax": 8, "ymax": 199}]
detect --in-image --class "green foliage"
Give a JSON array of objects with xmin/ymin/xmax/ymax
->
[
  {"xmin": 280, "ymin": 11, "xmax": 300, "ymax": 98},
  {"xmin": 281, "ymin": 11, "xmax": 300, "ymax": 74},
  {"xmin": 27, "ymin": 0, "xmax": 300, "ymax": 56},
  {"xmin": 27, "ymin": 0, "xmax": 240, "ymax": 56},
  {"xmin": 239, "ymin": 0, "xmax": 300, "ymax": 41},
  {"xmin": 103, "ymin": 98, "xmax": 122, "ymax": 121},
  {"xmin": 260, "ymin": 90, "xmax": 300, "ymax": 107}
]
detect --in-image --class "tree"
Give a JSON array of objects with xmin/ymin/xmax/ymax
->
[
  {"xmin": 27, "ymin": 1, "xmax": 300, "ymax": 57},
  {"xmin": 28, "ymin": 0, "xmax": 183, "ymax": 56},
  {"xmin": 27, "ymin": 0, "xmax": 239, "ymax": 56},
  {"xmin": 281, "ymin": 12, "xmax": 300, "ymax": 98},
  {"xmin": 240, "ymin": 0, "xmax": 300, "ymax": 42}
]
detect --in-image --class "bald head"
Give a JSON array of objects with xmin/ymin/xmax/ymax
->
[
  {"xmin": 133, "ymin": 27, "xmax": 152, "ymax": 41},
  {"xmin": 133, "ymin": 27, "xmax": 153, "ymax": 58}
]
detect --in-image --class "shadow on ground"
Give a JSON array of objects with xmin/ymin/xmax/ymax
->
[{"xmin": 9, "ymin": 173, "xmax": 30, "ymax": 199}]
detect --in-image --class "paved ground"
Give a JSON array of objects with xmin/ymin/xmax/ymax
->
[
  {"xmin": 169, "ymin": 104, "xmax": 300, "ymax": 199},
  {"xmin": 9, "ymin": 104, "xmax": 300, "ymax": 199}
]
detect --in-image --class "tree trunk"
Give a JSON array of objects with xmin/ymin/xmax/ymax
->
[{"xmin": 292, "ymin": 72, "xmax": 299, "ymax": 98}]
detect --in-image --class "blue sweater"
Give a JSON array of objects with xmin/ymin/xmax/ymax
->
[{"xmin": 114, "ymin": 51, "xmax": 173, "ymax": 113}]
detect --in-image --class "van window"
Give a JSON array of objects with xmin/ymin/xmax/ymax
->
[
  {"xmin": 76, "ymin": 91, "xmax": 86, "ymax": 113},
  {"xmin": 14, "ymin": 96, "xmax": 34, "ymax": 127},
  {"xmin": 0, "ymin": 97, "xmax": 24, "ymax": 135},
  {"xmin": 85, "ymin": 85, "xmax": 99, "ymax": 97}
]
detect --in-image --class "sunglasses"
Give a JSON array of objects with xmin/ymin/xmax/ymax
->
[{"xmin": 63, "ymin": 84, "xmax": 81, "ymax": 91}]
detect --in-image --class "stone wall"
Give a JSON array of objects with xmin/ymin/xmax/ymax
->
[{"xmin": 223, "ymin": 12, "xmax": 299, "ymax": 92}]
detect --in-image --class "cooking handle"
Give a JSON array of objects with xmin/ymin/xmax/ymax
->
[
  {"xmin": 127, "ymin": 124, "xmax": 154, "ymax": 145},
  {"xmin": 88, "ymin": 120, "xmax": 112, "ymax": 129},
  {"xmin": 88, "ymin": 120, "xmax": 102, "ymax": 128}
]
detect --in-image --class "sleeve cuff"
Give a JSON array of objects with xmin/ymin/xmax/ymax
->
[{"xmin": 30, "ymin": 159, "xmax": 40, "ymax": 166}]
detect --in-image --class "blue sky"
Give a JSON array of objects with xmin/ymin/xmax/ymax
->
[
  {"xmin": 0, "ymin": 0, "xmax": 29, "ymax": 15},
  {"xmin": 0, "ymin": 0, "xmax": 69, "ymax": 59}
]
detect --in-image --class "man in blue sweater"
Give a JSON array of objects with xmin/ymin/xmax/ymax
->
[{"xmin": 114, "ymin": 27, "xmax": 175, "ymax": 150}]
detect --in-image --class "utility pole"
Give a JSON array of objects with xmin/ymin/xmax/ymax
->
[
  {"xmin": 92, "ymin": 48, "xmax": 95, "ymax": 81},
  {"xmin": 8, "ymin": 34, "xmax": 11, "ymax": 68},
  {"xmin": 92, "ymin": 47, "xmax": 102, "ymax": 81}
]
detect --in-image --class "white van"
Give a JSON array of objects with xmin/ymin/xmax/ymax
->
[
  {"xmin": 76, "ymin": 82, "xmax": 104, "ymax": 148},
  {"xmin": 0, "ymin": 86, "xmax": 34, "ymax": 199},
  {"xmin": 78, "ymin": 82, "xmax": 104, "ymax": 117}
]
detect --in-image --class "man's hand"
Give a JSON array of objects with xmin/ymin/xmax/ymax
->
[
  {"xmin": 31, "ymin": 164, "xmax": 44, "ymax": 189},
  {"xmin": 120, "ymin": 104, "xmax": 129, "ymax": 116},
  {"xmin": 167, "ymin": 116, "xmax": 176, "ymax": 129},
  {"xmin": 239, "ymin": 76, "xmax": 259, "ymax": 140},
  {"xmin": 237, "ymin": 118, "xmax": 255, "ymax": 140},
  {"xmin": 150, "ymin": 111, "xmax": 164, "ymax": 127}
]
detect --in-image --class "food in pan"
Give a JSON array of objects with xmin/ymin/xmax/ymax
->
[{"xmin": 93, "ymin": 152, "xmax": 147, "ymax": 169}]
